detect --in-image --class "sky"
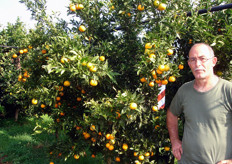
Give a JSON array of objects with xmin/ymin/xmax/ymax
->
[{"xmin": 0, "ymin": 0, "xmax": 71, "ymax": 29}]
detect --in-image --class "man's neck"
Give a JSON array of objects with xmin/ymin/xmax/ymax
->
[{"xmin": 194, "ymin": 75, "xmax": 219, "ymax": 92}]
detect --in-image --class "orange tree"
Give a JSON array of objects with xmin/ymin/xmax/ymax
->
[
  {"xmin": 0, "ymin": 19, "xmax": 30, "ymax": 119},
  {"xmin": 1, "ymin": 0, "xmax": 232, "ymax": 163}
]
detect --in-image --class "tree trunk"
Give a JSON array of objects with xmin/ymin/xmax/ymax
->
[
  {"xmin": 15, "ymin": 108, "xmax": 19, "ymax": 121},
  {"xmin": 106, "ymin": 157, "xmax": 112, "ymax": 164}
]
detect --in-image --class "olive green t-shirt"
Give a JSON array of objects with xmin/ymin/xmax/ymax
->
[{"xmin": 170, "ymin": 78, "xmax": 232, "ymax": 164}]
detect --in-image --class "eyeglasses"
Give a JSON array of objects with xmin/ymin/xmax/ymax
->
[{"xmin": 188, "ymin": 57, "xmax": 214, "ymax": 63}]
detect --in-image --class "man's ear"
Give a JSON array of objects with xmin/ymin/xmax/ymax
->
[{"xmin": 212, "ymin": 57, "xmax": 217, "ymax": 66}]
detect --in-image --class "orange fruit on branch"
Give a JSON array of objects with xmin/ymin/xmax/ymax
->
[
  {"xmin": 158, "ymin": 3, "xmax": 166, "ymax": 11},
  {"xmin": 32, "ymin": 98, "xmax": 38, "ymax": 105},
  {"xmin": 137, "ymin": 4, "xmax": 145, "ymax": 11},
  {"xmin": 64, "ymin": 80, "xmax": 71, "ymax": 87},
  {"xmin": 168, "ymin": 76, "xmax": 176, "ymax": 82},
  {"xmin": 12, "ymin": 54, "xmax": 17, "ymax": 58},
  {"xmin": 70, "ymin": 4, "xmax": 76, "ymax": 11},
  {"xmin": 76, "ymin": 4, "xmax": 84, "ymax": 10},
  {"xmin": 167, "ymin": 49, "xmax": 174, "ymax": 56},
  {"xmin": 129, "ymin": 103, "xmax": 137, "ymax": 110},
  {"xmin": 90, "ymin": 79, "xmax": 98, "ymax": 86},
  {"xmin": 79, "ymin": 25, "xmax": 86, "ymax": 32}
]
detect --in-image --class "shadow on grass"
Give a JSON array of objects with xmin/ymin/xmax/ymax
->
[{"xmin": 0, "ymin": 116, "xmax": 105, "ymax": 164}]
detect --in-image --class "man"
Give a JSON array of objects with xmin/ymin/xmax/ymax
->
[{"xmin": 167, "ymin": 43, "xmax": 232, "ymax": 164}]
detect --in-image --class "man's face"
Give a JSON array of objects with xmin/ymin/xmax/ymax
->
[{"xmin": 188, "ymin": 45, "xmax": 217, "ymax": 80}]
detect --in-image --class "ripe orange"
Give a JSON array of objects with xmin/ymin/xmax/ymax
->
[
  {"xmin": 49, "ymin": 162, "xmax": 54, "ymax": 164},
  {"xmin": 84, "ymin": 132, "xmax": 90, "ymax": 139},
  {"xmin": 158, "ymin": 65, "xmax": 165, "ymax": 72},
  {"xmin": 82, "ymin": 61, "xmax": 87, "ymax": 66},
  {"xmin": 81, "ymin": 89, "xmax": 86, "ymax": 94},
  {"xmin": 152, "ymin": 106, "xmax": 158, "ymax": 112},
  {"xmin": 70, "ymin": 4, "xmax": 76, "ymax": 11},
  {"xmin": 137, "ymin": 4, "xmax": 145, "ymax": 11},
  {"xmin": 106, "ymin": 133, "xmax": 112, "ymax": 140},
  {"xmin": 108, "ymin": 145, "xmax": 114, "ymax": 151},
  {"xmin": 111, "ymin": 6, "xmax": 115, "ymax": 10},
  {"xmin": 155, "ymin": 125, "xmax": 160, "ymax": 129},
  {"xmin": 140, "ymin": 77, "xmax": 147, "ymax": 83},
  {"xmin": 91, "ymin": 137, "xmax": 96, "ymax": 142},
  {"xmin": 22, "ymin": 78, "xmax": 27, "ymax": 82},
  {"xmin": 156, "ymin": 69, "xmax": 163, "ymax": 75},
  {"xmin": 32, "ymin": 98, "xmax": 38, "ymax": 105},
  {"xmin": 106, "ymin": 142, "xmax": 110, "ymax": 148},
  {"xmin": 90, "ymin": 79, "xmax": 98, "ymax": 86},
  {"xmin": 161, "ymin": 79, "xmax": 168, "ymax": 85},
  {"xmin": 115, "ymin": 157, "xmax": 121, "ymax": 162},
  {"xmin": 74, "ymin": 154, "xmax": 80, "ymax": 159},
  {"xmin": 89, "ymin": 66, "xmax": 97, "ymax": 72},
  {"xmin": 12, "ymin": 54, "xmax": 17, "ymax": 58},
  {"xmin": 178, "ymin": 64, "xmax": 184, "ymax": 70},
  {"xmin": 138, "ymin": 155, "xmax": 144, "ymax": 161},
  {"xmin": 60, "ymin": 57, "xmax": 68, "ymax": 64},
  {"xmin": 145, "ymin": 43, "xmax": 152, "ymax": 49},
  {"xmin": 19, "ymin": 50, "xmax": 24, "ymax": 54},
  {"xmin": 41, "ymin": 49, "xmax": 47, "ymax": 54},
  {"xmin": 149, "ymin": 81, "xmax": 155, "ymax": 87},
  {"xmin": 56, "ymin": 97, "xmax": 61, "ymax": 101},
  {"xmin": 154, "ymin": 0, "xmax": 160, "ymax": 7},
  {"xmin": 155, "ymin": 79, "xmax": 161, "ymax": 84},
  {"xmin": 167, "ymin": 49, "xmax": 174, "ymax": 55},
  {"xmin": 122, "ymin": 143, "xmax": 128, "ymax": 150},
  {"xmin": 129, "ymin": 102, "xmax": 137, "ymax": 110},
  {"xmin": 168, "ymin": 76, "xmax": 176, "ymax": 82},
  {"xmin": 41, "ymin": 104, "xmax": 46, "ymax": 108},
  {"xmin": 158, "ymin": 3, "xmax": 166, "ymax": 11},
  {"xmin": 134, "ymin": 152, "xmax": 138, "ymax": 156},
  {"xmin": 23, "ymin": 49, "xmax": 28, "ymax": 53},
  {"xmin": 90, "ymin": 125, "xmax": 96, "ymax": 131},
  {"xmin": 127, "ymin": 13, "xmax": 131, "ymax": 17},
  {"xmin": 151, "ymin": 70, "xmax": 156, "ymax": 75},
  {"xmin": 76, "ymin": 4, "xmax": 84, "ymax": 10},
  {"xmin": 135, "ymin": 161, "xmax": 141, "ymax": 164},
  {"xmin": 91, "ymin": 154, "xmax": 96, "ymax": 158},
  {"xmin": 189, "ymin": 39, "xmax": 193, "ymax": 44},
  {"xmin": 164, "ymin": 146, "xmax": 170, "ymax": 151},
  {"xmin": 28, "ymin": 45, "xmax": 33, "ymax": 49},
  {"xmin": 77, "ymin": 97, "xmax": 82, "ymax": 101},
  {"xmin": 164, "ymin": 65, "xmax": 170, "ymax": 71},
  {"xmin": 76, "ymin": 126, "xmax": 81, "ymax": 130},
  {"xmin": 99, "ymin": 56, "xmax": 105, "ymax": 61},
  {"xmin": 149, "ymin": 53, "xmax": 155, "ymax": 58},
  {"xmin": 87, "ymin": 62, "xmax": 93, "ymax": 68},
  {"xmin": 79, "ymin": 25, "xmax": 86, "ymax": 32},
  {"xmin": 145, "ymin": 152, "xmax": 150, "ymax": 157},
  {"xmin": 63, "ymin": 80, "xmax": 71, "ymax": 87}
]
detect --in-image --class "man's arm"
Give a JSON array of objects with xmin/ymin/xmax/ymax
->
[
  {"xmin": 166, "ymin": 108, "xmax": 183, "ymax": 160},
  {"xmin": 217, "ymin": 159, "xmax": 232, "ymax": 164}
]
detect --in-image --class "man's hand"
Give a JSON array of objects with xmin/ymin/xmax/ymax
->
[
  {"xmin": 172, "ymin": 139, "xmax": 183, "ymax": 160},
  {"xmin": 166, "ymin": 108, "xmax": 183, "ymax": 160},
  {"xmin": 217, "ymin": 159, "xmax": 232, "ymax": 164}
]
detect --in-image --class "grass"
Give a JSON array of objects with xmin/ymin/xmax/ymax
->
[{"xmin": 0, "ymin": 115, "xmax": 105, "ymax": 164}]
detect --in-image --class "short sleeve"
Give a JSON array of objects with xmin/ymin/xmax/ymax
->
[{"xmin": 169, "ymin": 87, "xmax": 184, "ymax": 116}]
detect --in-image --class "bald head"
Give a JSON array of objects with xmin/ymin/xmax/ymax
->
[{"xmin": 189, "ymin": 43, "xmax": 215, "ymax": 58}]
